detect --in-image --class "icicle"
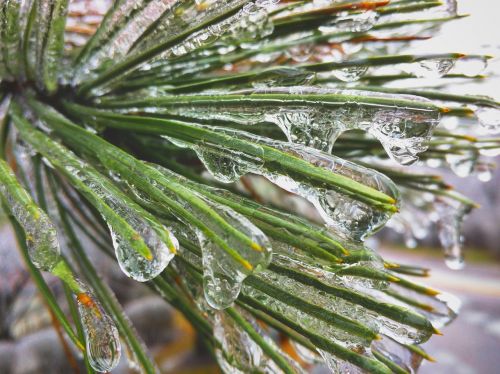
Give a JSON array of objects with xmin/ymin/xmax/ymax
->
[
  {"xmin": 435, "ymin": 199, "xmax": 471, "ymax": 270},
  {"xmin": 162, "ymin": 127, "xmax": 398, "ymax": 241},
  {"xmin": 475, "ymin": 106, "xmax": 500, "ymax": 134},
  {"xmin": 143, "ymin": 165, "xmax": 272, "ymax": 309},
  {"xmin": 147, "ymin": 87, "xmax": 440, "ymax": 164},
  {"xmin": 194, "ymin": 201, "xmax": 271, "ymax": 309},
  {"xmin": 76, "ymin": 285, "xmax": 121, "ymax": 372}
]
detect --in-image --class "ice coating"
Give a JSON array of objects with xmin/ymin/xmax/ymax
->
[
  {"xmin": 318, "ymin": 9, "xmax": 379, "ymax": 34},
  {"xmin": 371, "ymin": 335, "xmax": 424, "ymax": 373},
  {"xmin": 0, "ymin": 159, "xmax": 61, "ymax": 272},
  {"xmin": 137, "ymin": 87, "xmax": 441, "ymax": 165},
  {"xmin": 151, "ymin": 165, "xmax": 272, "ymax": 309},
  {"xmin": 213, "ymin": 309, "xmax": 305, "ymax": 373},
  {"xmin": 403, "ymin": 58, "xmax": 456, "ymax": 79},
  {"xmin": 58, "ymin": 162, "xmax": 177, "ymax": 282},
  {"xmin": 263, "ymin": 259, "xmax": 433, "ymax": 345},
  {"xmin": 475, "ymin": 107, "xmax": 500, "ymax": 134},
  {"xmin": 160, "ymin": 126, "xmax": 399, "ymax": 240},
  {"xmin": 160, "ymin": 1, "xmax": 273, "ymax": 59},
  {"xmin": 11, "ymin": 116, "xmax": 177, "ymax": 282}
]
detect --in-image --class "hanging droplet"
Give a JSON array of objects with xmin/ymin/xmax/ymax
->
[
  {"xmin": 197, "ymin": 200, "xmax": 271, "ymax": 309},
  {"xmin": 475, "ymin": 106, "xmax": 500, "ymax": 134},
  {"xmin": 76, "ymin": 289, "xmax": 121, "ymax": 372},
  {"xmin": 405, "ymin": 59, "xmax": 455, "ymax": 78},
  {"xmin": 149, "ymin": 165, "xmax": 272, "ymax": 309},
  {"xmin": 436, "ymin": 199, "xmax": 471, "ymax": 270},
  {"xmin": 331, "ymin": 66, "xmax": 368, "ymax": 82},
  {"xmin": 108, "ymin": 224, "xmax": 177, "ymax": 282},
  {"xmin": 147, "ymin": 87, "xmax": 440, "ymax": 163},
  {"xmin": 63, "ymin": 163, "xmax": 177, "ymax": 282},
  {"xmin": 475, "ymin": 162, "xmax": 493, "ymax": 182},
  {"xmin": 445, "ymin": 150, "xmax": 478, "ymax": 177},
  {"xmin": 319, "ymin": 10, "xmax": 379, "ymax": 34},
  {"xmin": 285, "ymin": 44, "xmax": 314, "ymax": 63}
]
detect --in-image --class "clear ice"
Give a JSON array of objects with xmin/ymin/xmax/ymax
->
[
  {"xmin": 76, "ymin": 285, "xmax": 122, "ymax": 372},
  {"xmin": 436, "ymin": 199, "xmax": 471, "ymax": 270},
  {"xmin": 0, "ymin": 159, "xmax": 61, "ymax": 272},
  {"xmin": 151, "ymin": 165, "xmax": 272, "ymax": 309},
  {"xmin": 143, "ymin": 86, "xmax": 441, "ymax": 165}
]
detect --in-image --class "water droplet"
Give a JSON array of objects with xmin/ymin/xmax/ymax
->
[{"xmin": 108, "ymin": 224, "xmax": 177, "ymax": 282}]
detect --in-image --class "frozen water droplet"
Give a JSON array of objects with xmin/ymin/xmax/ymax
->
[
  {"xmin": 319, "ymin": 10, "xmax": 379, "ymax": 34},
  {"xmin": 406, "ymin": 59, "xmax": 455, "ymax": 78},
  {"xmin": 197, "ymin": 200, "xmax": 271, "ymax": 309},
  {"xmin": 77, "ymin": 289, "xmax": 121, "ymax": 372},
  {"xmin": 331, "ymin": 66, "xmax": 368, "ymax": 82},
  {"xmin": 453, "ymin": 56, "xmax": 488, "ymax": 77},
  {"xmin": 150, "ymin": 165, "xmax": 271, "ymax": 309},
  {"xmin": 476, "ymin": 163, "xmax": 493, "ymax": 182},
  {"xmin": 0, "ymin": 161, "xmax": 61, "ymax": 272},
  {"xmin": 108, "ymin": 224, "xmax": 177, "ymax": 282},
  {"xmin": 475, "ymin": 107, "xmax": 500, "ymax": 134},
  {"xmin": 151, "ymin": 87, "xmax": 440, "ymax": 163},
  {"xmin": 63, "ymin": 164, "xmax": 177, "ymax": 282},
  {"xmin": 436, "ymin": 200, "xmax": 471, "ymax": 270},
  {"xmin": 444, "ymin": 251, "xmax": 465, "ymax": 270},
  {"xmin": 285, "ymin": 44, "xmax": 314, "ymax": 63},
  {"xmin": 445, "ymin": 150, "xmax": 478, "ymax": 177}
]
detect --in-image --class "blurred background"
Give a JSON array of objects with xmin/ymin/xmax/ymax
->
[{"xmin": 1, "ymin": 0, "xmax": 499, "ymax": 373}]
